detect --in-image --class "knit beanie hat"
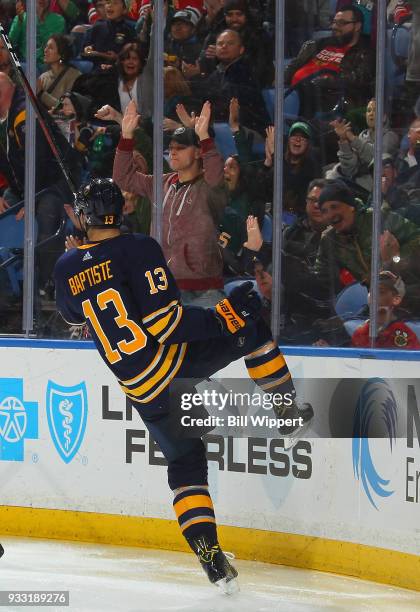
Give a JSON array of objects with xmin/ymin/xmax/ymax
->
[
  {"xmin": 224, "ymin": 0, "xmax": 249, "ymax": 14},
  {"xmin": 318, "ymin": 180, "xmax": 357, "ymax": 209}
]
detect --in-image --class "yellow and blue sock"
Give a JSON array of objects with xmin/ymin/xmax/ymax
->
[
  {"xmin": 245, "ymin": 340, "xmax": 296, "ymax": 399},
  {"xmin": 173, "ymin": 485, "xmax": 217, "ymax": 549}
]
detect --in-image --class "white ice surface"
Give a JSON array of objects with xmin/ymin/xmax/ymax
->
[{"xmin": 1, "ymin": 537, "xmax": 419, "ymax": 612}]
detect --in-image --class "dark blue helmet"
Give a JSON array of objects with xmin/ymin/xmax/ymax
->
[{"xmin": 74, "ymin": 178, "xmax": 124, "ymax": 228}]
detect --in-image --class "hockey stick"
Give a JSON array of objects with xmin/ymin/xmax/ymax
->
[{"xmin": 0, "ymin": 22, "xmax": 77, "ymax": 195}]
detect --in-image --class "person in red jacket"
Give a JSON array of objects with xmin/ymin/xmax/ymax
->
[{"xmin": 352, "ymin": 271, "xmax": 420, "ymax": 349}]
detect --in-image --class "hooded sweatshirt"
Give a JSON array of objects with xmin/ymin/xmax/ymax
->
[{"xmin": 113, "ymin": 136, "xmax": 225, "ymax": 290}]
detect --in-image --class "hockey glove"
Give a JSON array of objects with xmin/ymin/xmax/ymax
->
[{"xmin": 215, "ymin": 281, "xmax": 262, "ymax": 335}]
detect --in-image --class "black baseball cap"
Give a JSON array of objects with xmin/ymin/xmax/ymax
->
[
  {"xmin": 169, "ymin": 127, "xmax": 200, "ymax": 147},
  {"xmin": 318, "ymin": 180, "xmax": 357, "ymax": 209}
]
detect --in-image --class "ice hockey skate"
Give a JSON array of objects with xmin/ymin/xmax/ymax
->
[
  {"xmin": 275, "ymin": 399, "xmax": 314, "ymax": 449},
  {"xmin": 190, "ymin": 535, "xmax": 239, "ymax": 595}
]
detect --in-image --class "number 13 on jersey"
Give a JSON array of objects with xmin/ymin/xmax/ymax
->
[{"xmin": 82, "ymin": 288, "xmax": 147, "ymax": 364}]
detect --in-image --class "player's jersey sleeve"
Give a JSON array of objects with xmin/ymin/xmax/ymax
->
[
  {"xmin": 131, "ymin": 237, "xmax": 223, "ymax": 344},
  {"xmin": 54, "ymin": 254, "xmax": 85, "ymax": 326}
]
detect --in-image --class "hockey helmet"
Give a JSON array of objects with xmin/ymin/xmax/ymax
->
[{"xmin": 74, "ymin": 178, "xmax": 124, "ymax": 228}]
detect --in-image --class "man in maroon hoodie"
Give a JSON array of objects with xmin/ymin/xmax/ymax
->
[{"xmin": 113, "ymin": 99, "xmax": 226, "ymax": 305}]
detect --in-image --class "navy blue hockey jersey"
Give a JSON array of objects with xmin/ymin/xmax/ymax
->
[{"xmin": 54, "ymin": 234, "xmax": 222, "ymax": 404}]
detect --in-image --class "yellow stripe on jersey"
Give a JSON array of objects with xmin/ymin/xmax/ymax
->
[
  {"xmin": 142, "ymin": 300, "xmax": 179, "ymax": 324},
  {"xmin": 144, "ymin": 303, "xmax": 184, "ymax": 344},
  {"xmin": 77, "ymin": 243, "xmax": 100, "ymax": 249},
  {"xmin": 125, "ymin": 343, "xmax": 187, "ymax": 404},
  {"xmin": 122, "ymin": 344, "xmax": 179, "ymax": 397},
  {"xmin": 159, "ymin": 306, "xmax": 182, "ymax": 342},
  {"xmin": 145, "ymin": 310, "xmax": 174, "ymax": 337},
  {"xmin": 120, "ymin": 345, "xmax": 166, "ymax": 386}
]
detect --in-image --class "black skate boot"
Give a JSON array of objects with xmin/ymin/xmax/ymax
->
[
  {"xmin": 275, "ymin": 399, "xmax": 314, "ymax": 449},
  {"xmin": 190, "ymin": 535, "xmax": 239, "ymax": 594},
  {"xmin": 0, "ymin": 543, "xmax": 4, "ymax": 558}
]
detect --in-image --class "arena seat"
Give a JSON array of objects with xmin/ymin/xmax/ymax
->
[
  {"xmin": 335, "ymin": 282, "xmax": 368, "ymax": 320},
  {"xmin": 262, "ymin": 88, "xmax": 300, "ymax": 124},
  {"xmin": 261, "ymin": 213, "xmax": 273, "ymax": 243},
  {"xmin": 406, "ymin": 321, "xmax": 420, "ymax": 342},
  {"xmin": 213, "ymin": 122, "xmax": 238, "ymax": 159},
  {"xmin": 386, "ymin": 23, "xmax": 411, "ymax": 94},
  {"xmin": 343, "ymin": 319, "xmax": 364, "ymax": 338},
  {"xmin": 0, "ymin": 210, "xmax": 27, "ymax": 296}
]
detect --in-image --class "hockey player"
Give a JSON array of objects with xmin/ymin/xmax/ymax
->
[{"xmin": 54, "ymin": 178, "xmax": 313, "ymax": 593}]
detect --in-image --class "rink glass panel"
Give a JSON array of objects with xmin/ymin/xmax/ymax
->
[
  {"xmin": 275, "ymin": 1, "xmax": 420, "ymax": 351},
  {"xmin": 9, "ymin": 2, "xmax": 420, "ymax": 352}
]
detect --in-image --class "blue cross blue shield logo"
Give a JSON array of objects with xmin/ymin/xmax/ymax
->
[
  {"xmin": 46, "ymin": 381, "xmax": 88, "ymax": 464},
  {"xmin": 0, "ymin": 378, "xmax": 38, "ymax": 461}
]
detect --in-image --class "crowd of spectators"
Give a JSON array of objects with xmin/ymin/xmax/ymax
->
[{"xmin": 0, "ymin": 0, "xmax": 420, "ymax": 350}]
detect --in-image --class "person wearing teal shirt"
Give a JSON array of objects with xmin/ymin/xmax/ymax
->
[{"xmin": 9, "ymin": 0, "xmax": 66, "ymax": 68}]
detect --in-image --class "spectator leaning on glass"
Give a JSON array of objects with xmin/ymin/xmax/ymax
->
[
  {"xmin": 113, "ymin": 100, "xmax": 226, "ymax": 305},
  {"xmin": 37, "ymin": 35, "xmax": 81, "ymax": 111},
  {"xmin": 9, "ymin": 0, "xmax": 66, "ymax": 67}
]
